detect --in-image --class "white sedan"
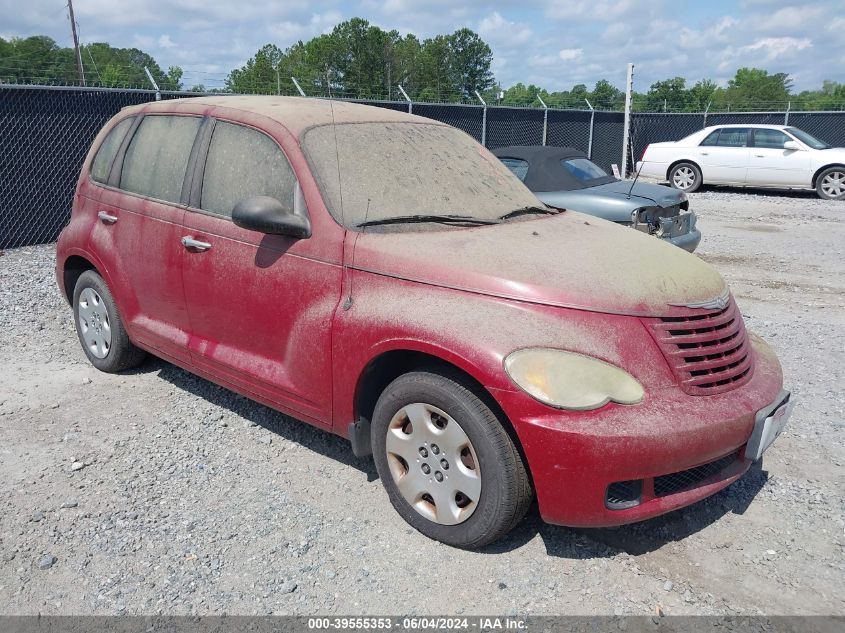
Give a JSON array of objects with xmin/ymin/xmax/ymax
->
[{"xmin": 637, "ymin": 124, "xmax": 845, "ymax": 200}]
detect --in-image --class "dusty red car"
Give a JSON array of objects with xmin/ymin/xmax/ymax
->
[{"xmin": 56, "ymin": 96, "xmax": 792, "ymax": 548}]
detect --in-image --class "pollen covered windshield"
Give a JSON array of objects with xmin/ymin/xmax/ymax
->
[{"xmin": 303, "ymin": 122, "xmax": 539, "ymax": 228}]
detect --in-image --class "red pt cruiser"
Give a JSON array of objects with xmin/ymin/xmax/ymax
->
[{"xmin": 56, "ymin": 97, "xmax": 793, "ymax": 548}]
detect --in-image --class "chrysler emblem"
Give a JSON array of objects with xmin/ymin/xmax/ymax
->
[{"xmin": 669, "ymin": 287, "xmax": 730, "ymax": 310}]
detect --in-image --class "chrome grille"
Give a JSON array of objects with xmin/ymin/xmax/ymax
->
[{"xmin": 648, "ymin": 296, "xmax": 753, "ymax": 395}]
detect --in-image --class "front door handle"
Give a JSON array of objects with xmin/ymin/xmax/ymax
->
[
  {"xmin": 97, "ymin": 211, "xmax": 118, "ymax": 224},
  {"xmin": 181, "ymin": 236, "xmax": 212, "ymax": 251},
  {"xmin": 754, "ymin": 154, "xmax": 765, "ymax": 157},
  {"xmin": 699, "ymin": 152, "xmax": 709, "ymax": 156}
]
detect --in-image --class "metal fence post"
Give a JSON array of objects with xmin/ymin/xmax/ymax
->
[
  {"xmin": 143, "ymin": 66, "xmax": 160, "ymax": 101},
  {"xmin": 785, "ymin": 101, "xmax": 791, "ymax": 125},
  {"xmin": 585, "ymin": 98, "xmax": 595, "ymax": 159},
  {"xmin": 290, "ymin": 77, "xmax": 306, "ymax": 97},
  {"xmin": 475, "ymin": 90, "xmax": 487, "ymax": 146},
  {"xmin": 398, "ymin": 84, "xmax": 412, "ymax": 114},
  {"xmin": 621, "ymin": 63, "xmax": 634, "ymax": 177},
  {"xmin": 703, "ymin": 101, "xmax": 711, "ymax": 129},
  {"xmin": 537, "ymin": 94, "xmax": 548, "ymax": 146}
]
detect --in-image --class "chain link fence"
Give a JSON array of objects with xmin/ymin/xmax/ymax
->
[{"xmin": 3, "ymin": 84, "xmax": 845, "ymax": 248}]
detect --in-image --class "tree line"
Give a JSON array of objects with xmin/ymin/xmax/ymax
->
[{"xmin": 2, "ymin": 19, "xmax": 844, "ymax": 112}]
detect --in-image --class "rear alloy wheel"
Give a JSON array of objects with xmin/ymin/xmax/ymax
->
[
  {"xmin": 73, "ymin": 270, "xmax": 146, "ymax": 372},
  {"xmin": 371, "ymin": 371, "xmax": 532, "ymax": 549},
  {"xmin": 816, "ymin": 167, "xmax": 845, "ymax": 200},
  {"xmin": 669, "ymin": 162, "xmax": 702, "ymax": 193}
]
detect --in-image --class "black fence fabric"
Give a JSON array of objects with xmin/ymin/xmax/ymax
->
[{"xmin": 2, "ymin": 85, "xmax": 845, "ymax": 248}]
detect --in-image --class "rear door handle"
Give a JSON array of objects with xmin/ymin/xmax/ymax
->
[
  {"xmin": 754, "ymin": 154, "xmax": 765, "ymax": 157},
  {"xmin": 181, "ymin": 236, "xmax": 212, "ymax": 251},
  {"xmin": 97, "ymin": 211, "xmax": 118, "ymax": 224},
  {"xmin": 699, "ymin": 152, "xmax": 709, "ymax": 156}
]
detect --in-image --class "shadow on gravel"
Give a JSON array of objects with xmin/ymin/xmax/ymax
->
[
  {"xmin": 697, "ymin": 185, "xmax": 818, "ymax": 199},
  {"xmin": 483, "ymin": 461, "xmax": 769, "ymax": 557},
  {"xmin": 152, "ymin": 360, "xmax": 379, "ymax": 481}
]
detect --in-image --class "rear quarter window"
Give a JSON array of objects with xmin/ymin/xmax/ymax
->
[
  {"xmin": 499, "ymin": 158, "xmax": 529, "ymax": 181},
  {"xmin": 119, "ymin": 115, "xmax": 202, "ymax": 203},
  {"xmin": 90, "ymin": 118, "xmax": 133, "ymax": 183}
]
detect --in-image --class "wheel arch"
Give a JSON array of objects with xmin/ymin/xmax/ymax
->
[
  {"xmin": 812, "ymin": 163, "xmax": 845, "ymax": 188},
  {"xmin": 352, "ymin": 348, "xmax": 530, "ymax": 472},
  {"xmin": 62, "ymin": 254, "xmax": 100, "ymax": 304},
  {"xmin": 666, "ymin": 158, "xmax": 701, "ymax": 183}
]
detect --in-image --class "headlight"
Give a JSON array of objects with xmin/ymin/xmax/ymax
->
[
  {"xmin": 504, "ymin": 348, "xmax": 644, "ymax": 411},
  {"xmin": 631, "ymin": 208, "xmax": 643, "ymax": 224}
]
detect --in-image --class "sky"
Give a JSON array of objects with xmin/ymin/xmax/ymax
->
[{"xmin": 2, "ymin": 0, "xmax": 842, "ymax": 92}]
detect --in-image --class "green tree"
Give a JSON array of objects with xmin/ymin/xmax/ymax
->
[
  {"xmin": 590, "ymin": 79, "xmax": 624, "ymax": 109},
  {"xmin": 644, "ymin": 77, "xmax": 691, "ymax": 112},
  {"xmin": 717, "ymin": 67, "xmax": 792, "ymax": 110}
]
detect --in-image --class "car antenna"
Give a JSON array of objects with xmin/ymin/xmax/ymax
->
[
  {"xmin": 626, "ymin": 128, "xmax": 643, "ymax": 199},
  {"xmin": 325, "ymin": 68, "xmax": 357, "ymax": 311}
]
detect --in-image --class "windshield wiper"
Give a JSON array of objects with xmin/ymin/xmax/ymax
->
[
  {"xmin": 357, "ymin": 214, "xmax": 501, "ymax": 228},
  {"xmin": 498, "ymin": 205, "xmax": 561, "ymax": 220}
]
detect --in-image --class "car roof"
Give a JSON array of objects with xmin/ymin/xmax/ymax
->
[
  {"xmin": 120, "ymin": 95, "xmax": 443, "ymax": 139},
  {"xmin": 702, "ymin": 124, "xmax": 790, "ymax": 131},
  {"xmin": 491, "ymin": 145, "xmax": 615, "ymax": 192}
]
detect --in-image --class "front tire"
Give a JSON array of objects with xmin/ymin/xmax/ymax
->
[
  {"xmin": 371, "ymin": 370, "xmax": 532, "ymax": 549},
  {"xmin": 73, "ymin": 270, "xmax": 146, "ymax": 372},
  {"xmin": 816, "ymin": 166, "xmax": 845, "ymax": 200},
  {"xmin": 669, "ymin": 162, "xmax": 702, "ymax": 193}
]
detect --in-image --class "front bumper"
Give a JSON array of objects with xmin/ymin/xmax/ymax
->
[
  {"xmin": 664, "ymin": 228, "xmax": 701, "ymax": 253},
  {"xmin": 490, "ymin": 337, "xmax": 785, "ymax": 527}
]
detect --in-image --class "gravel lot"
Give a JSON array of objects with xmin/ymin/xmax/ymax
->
[{"xmin": 0, "ymin": 187, "xmax": 843, "ymax": 616}]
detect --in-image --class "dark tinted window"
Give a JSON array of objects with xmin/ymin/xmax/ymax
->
[
  {"xmin": 714, "ymin": 128, "xmax": 749, "ymax": 147},
  {"xmin": 562, "ymin": 158, "xmax": 607, "ymax": 181},
  {"xmin": 120, "ymin": 115, "xmax": 201, "ymax": 203},
  {"xmin": 200, "ymin": 121, "xmax": 296, "ymax": 217},
  {"xmin": 91, "ymin": 118, "xmax": 133, "ymax": 183},
  {"xmin": 700, "ymin": 130, "xmax": 721, "ymax": 146},
  {"xmin": 499, "ymin": 158, "xmax": 529, "ymax": 181},
  {"xmin": 753, "ymin": 129, "xmax": 790, "ymax": 149}
]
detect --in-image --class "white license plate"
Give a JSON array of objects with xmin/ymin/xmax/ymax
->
[{"xmin": 744, "ymin": 393, "xmax": 794, "ymax": 461}]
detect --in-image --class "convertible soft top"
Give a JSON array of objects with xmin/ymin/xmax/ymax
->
[{"xmin": 492, "ymin": 145, "xmax": 617, "ymax": 192}]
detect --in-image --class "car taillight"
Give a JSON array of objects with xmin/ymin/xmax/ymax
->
[{"xmin": 640, "ymin": 144, "xmax": 650, "ymax": 161}]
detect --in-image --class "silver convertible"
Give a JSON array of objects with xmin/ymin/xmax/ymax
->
[{"xmin": 493, "ymin": 145, "xmax": 701, "ymax": 252}]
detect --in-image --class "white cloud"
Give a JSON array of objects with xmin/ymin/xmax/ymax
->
[
  {"xmin": 478, "ymin": 11, "xmax": 532, "ymax": 45},
  {"xmin": 157, "ymin": 34, "xmax": 176, "ymax": 49},
  {"xmin": 740, "ymin": 36, "xmax": 812, "ymax": 60},
  {"xmin": 558, "ymin": 48, "xmax": 583, "ymax": 61}
]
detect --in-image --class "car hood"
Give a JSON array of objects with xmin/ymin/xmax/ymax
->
[
  {"xmin": 585, "ymin": 180, "xmax": 687, "ymax": 208},
  {"xmin": 351, "ymin": 211, "xmax": 724, "ymax": 318}
]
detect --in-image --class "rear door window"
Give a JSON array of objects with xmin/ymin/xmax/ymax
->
[
  {"xmin": 120, "ymin": 115, "xmax": 202, "ymax": 203},
  {"xmin": 499, "ymin": 158, "xmax": 529, "ymax": 181},
  {"xmin": 90, "ymin": 117, "xmax": 133, "ymax": 183},
  {"xmin": 199, "ymin": 121, "xmax": 297, "ymax": 218},
  {"xmin": 714, "ymin": 128, "xmax": 750, "ymax": 147}
]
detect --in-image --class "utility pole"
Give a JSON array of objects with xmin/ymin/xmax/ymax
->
[{"xmin": 67, "ymin": 0, "xmax": 85, "ymax": 86}]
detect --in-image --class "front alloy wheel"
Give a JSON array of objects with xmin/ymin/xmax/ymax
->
[
  {"xmin": 669, "ymin": 162, "xmax": 702, "ymax": 193},
  {"xmin": 817, "ymin": 167, "xmax": 845, "ymax": 200}
]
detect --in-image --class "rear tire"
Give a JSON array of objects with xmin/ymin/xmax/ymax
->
[
  {"xmin": 669, "ymin": 162, "xmax": 702, "ymax": 193},
  {"xmin": 73, "ymin": 270, "xmax": 146, "ymax": 372},
  {"xmin": 816, "ymin": 166, "xmax": 845, "ymax": 200},
  {"xmin": 371, "ymin": 370, "xmax": 532, "ymax": 549}
]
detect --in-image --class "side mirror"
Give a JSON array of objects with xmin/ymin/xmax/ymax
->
[
  {"xmin": 783, "ymin": 140, "xmax": 802, "ymax": 151},
  {"xmin": 232, "ymin": 196, "xmax": 311, "ymax": 238}
]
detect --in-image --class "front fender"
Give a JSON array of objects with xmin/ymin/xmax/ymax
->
[{"xmin": 331, "ymin": 269, "xmax": 674, "ymax": 432}]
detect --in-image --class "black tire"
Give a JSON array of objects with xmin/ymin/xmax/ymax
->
[
  {"xmin": 371, "ymin": 370, "xmax": 532, "ymax": 549},
  {"xmin": 73, "ymin": 270, "xmax": 146, "ymax": 372},
  {"xmin": 668, "ymin": 161, "xmax": 703, "ymax": 193},
  {"xmin": 815, "ymin": 166, "xmax": 845, "ymax": 200}
]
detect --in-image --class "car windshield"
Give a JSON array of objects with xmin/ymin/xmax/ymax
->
[
  {"xmin": 303, "ymin": 122, "xmax": 540, "ymax": 229},
  {"xmin": 785, "ymin": 127, "xmax": 831, "ymax": 150},
  {"xmin": 561, "ymin": 158, "xmax": 608, "ymax": 182}
]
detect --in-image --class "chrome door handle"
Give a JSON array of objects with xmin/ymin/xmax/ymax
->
[
  {"xmin": 754, "ymin": 154, "xmax": 765, "ymax": 157},
  {"xmin": 700, "ymin": 152, "xmax": 709, "ymax": 156},
  {"xmin": 181, "ymin": 236, "xmax": 212, "ymax": 251},
  {"xmin": 97, "ymin": 211, "xmax": 118, "ymax": 224}
]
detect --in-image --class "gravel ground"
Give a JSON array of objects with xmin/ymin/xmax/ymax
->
[{"xmin": 0, "ymin": 187, "xmax": 843, "ymax": 616}]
